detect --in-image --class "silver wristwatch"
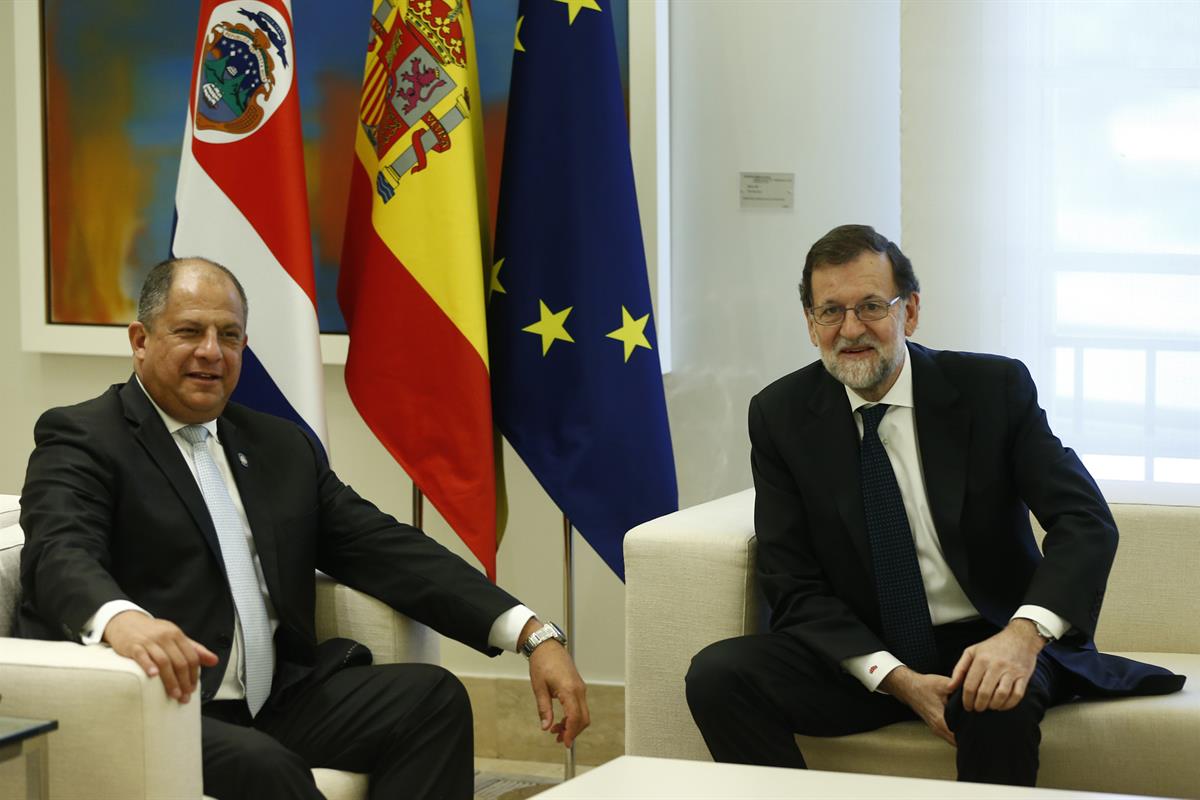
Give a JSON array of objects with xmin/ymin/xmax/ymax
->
[{"xmin": 519, "ymin": 621, "xmax": 567, "ymax": 658}]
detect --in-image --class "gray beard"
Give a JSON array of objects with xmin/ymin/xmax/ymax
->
[{"xmin": 820, "ymin": 335, "xmax": 904, "ymax": 393}]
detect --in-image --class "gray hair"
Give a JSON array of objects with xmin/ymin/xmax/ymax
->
[{"xmin": 136, "ymin": 257, "xmax": 248, "ymax": 329}]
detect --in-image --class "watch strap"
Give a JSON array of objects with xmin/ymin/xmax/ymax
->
[{"xmin": 520, "ymin": 622, "xmax": 566, "ymax": 657}]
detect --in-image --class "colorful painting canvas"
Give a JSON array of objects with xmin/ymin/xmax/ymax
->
[{"xmin": 41, "ymin": 0, "xmax": 629, "ymax": 333}]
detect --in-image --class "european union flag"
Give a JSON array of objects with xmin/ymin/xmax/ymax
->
[{"xmin": 488, "ymin": 0, "xmax": 678, "ymax": 580}]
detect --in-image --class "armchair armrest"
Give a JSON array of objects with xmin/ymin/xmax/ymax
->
[
  {"xmin": 0, "ymin": 638, "xmax": 202, "ymax": 799},
  {"xmin": 313, "ymin": 574, "xmax": 440, "ymax": 666},
  {"xmin": 624, "ymin": 488, "xmax": 760, "ymax": 761}
]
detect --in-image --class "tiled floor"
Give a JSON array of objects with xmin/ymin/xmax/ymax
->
[{"xmin": 474, "ymin": 758, "xmax": 596, "ymax": 800}]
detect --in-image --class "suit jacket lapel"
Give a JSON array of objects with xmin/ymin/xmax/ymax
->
[
  {"xmin": 909, "ymin": 344, "xmax": 972, "ymax": 590},
  {"xmin": 119, "ymin": 378, "xmax": 224, "ymax": 565},
  {"xmin": 217, "ymin": 416, "xmax": 283, "ymax": 600},
  {"xmin": 805, "ymin": 371, "xmax": 872, "ymax": 568}
]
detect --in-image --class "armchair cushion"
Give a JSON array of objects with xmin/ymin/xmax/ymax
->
[
  {"xmin": 625, "ymin": 489, "xmax": 1200, "ymax": 799},
  {"xmin": 0, "ymin": 494, "xmax": 21, "ymax": 637},
  {"xmin": 314, "ymin": 574, "xmax": 439, "ymax": 666},
  {"xmin": 625, "ymin": 489, "xmax": 757, "ymax": 762},
  {"xmin": 0, "ymin": 639, "xmax": 203, "ymax": 800},
  {"xmin": 795, "ymin": 652, "xmax": 1200, "ymax": 796},
  {"xmin": 1, "ymin": 497, "xmax": 438, "ymax": 800}
]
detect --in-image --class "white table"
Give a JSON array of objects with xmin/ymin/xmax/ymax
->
[{"xmin": 539, "ymin": 756, "xmax": 1163, "ymax": 799}]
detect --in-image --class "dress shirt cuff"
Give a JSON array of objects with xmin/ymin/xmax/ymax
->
[
  {"xmin": 1011, "ymin": 605, "xmax": 1070, "ymax": 641},
  {"xmin": 490, "ymin": 604, "xmax": 537, "ymax": 653},
  {"xmin": 842, "ymin": 650, "xmax": 903, "ymax": 693},
  {"xmin": 81, "ymin": 600, "xmax": 151, "ymax": 645}
]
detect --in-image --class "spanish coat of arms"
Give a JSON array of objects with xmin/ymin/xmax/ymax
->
[{"xmin": 359, "ymin": 0, "xmax": 471, "ymax": 202}]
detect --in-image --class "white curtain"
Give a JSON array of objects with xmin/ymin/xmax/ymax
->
[{"xmin": 902, "ymin": 0, "xmax": 1200, "ymax": 505}]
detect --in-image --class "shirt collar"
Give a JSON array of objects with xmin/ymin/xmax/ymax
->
[
  {"xmin": 845, "ymin": 343, "xmax": 914, "ymax": 415},
  {"xmin": 134, "ymin": 375, "xmax": 219, "ymax": 441}
]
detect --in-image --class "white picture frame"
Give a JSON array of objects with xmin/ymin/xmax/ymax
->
[{"xmin": 14, "ymin": 0, "xmax": 670, "ymax": 367}]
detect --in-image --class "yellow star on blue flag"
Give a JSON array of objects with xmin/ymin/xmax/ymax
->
[
  {"xmin": 553, "ymin": 0, "xmax": 602, "ymax": 25},
  {"xmin": 488, "ymin": 0, "xmax": 678, "ymax": 579},
  {"xmin": 606, "ymin": 306, "xmax": 652, "ymax": 362},
  {"xmin": 523, "ymin": 300, "xmax": 575, "ymax": 355}
]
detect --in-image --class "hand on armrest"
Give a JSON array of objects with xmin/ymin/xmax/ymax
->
[{"xmin": 103, "ymin": 610, "xmax": 218, "ymax": 703}]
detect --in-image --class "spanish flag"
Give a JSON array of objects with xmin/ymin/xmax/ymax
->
[{"xmin": 338, "ymin": 0, "xmax": 497, "ymax": 578}]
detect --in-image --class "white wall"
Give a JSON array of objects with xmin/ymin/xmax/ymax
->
[
  {"xmin": 899, "ymin": 0, "xmax": 1010, "ymax": 355},
  {"xmin": 666, "ymin": 0, "xmax": 901, "ymax": 508},
  {"xmin": 0, "ymin": 0, "xmax": 901, "ymax": 686}
]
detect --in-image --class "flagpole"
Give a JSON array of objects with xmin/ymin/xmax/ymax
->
[
  {"xmin": 412, "ymin": 485, "xmax": 424, "ymax": 530},
  {"xmin": 562, "ymin": 513, "xmax": 576, "ymax": 780}
]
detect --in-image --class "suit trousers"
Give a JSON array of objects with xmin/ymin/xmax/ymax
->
[
  {"xmin": 685, "ymin": 619, "xmax": 1073, "ymax": 786},
  {"xmin": 201, "ymin": 663, "xmax": 473, "ymax": 800}
]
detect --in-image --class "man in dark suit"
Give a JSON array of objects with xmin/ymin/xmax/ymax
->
[
  {"xmin": 686, "ymin": 225, "xmax": 1183, "ymax": 786},
  {"xmin": 18, "ymin": 257, "xmax": 589, "ymax": 800}
]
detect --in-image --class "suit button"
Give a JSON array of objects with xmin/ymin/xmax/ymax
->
[{"xmin": 201, "ymin": 691, "xmax": 214, "ymax": 701}]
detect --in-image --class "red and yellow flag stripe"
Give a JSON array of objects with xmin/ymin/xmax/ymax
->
[{"xmin": 339, "ymin": 0, "xmax": 498, "ymax": 577}]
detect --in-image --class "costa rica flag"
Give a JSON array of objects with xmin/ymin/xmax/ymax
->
[{"xmin": 171, "ymin": 0, "xmax": 327, "ymax": 452}]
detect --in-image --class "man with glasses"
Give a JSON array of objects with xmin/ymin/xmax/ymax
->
[{"xmin": 685, "ymin": 224, "xmax": 1182, "ymax": 786}]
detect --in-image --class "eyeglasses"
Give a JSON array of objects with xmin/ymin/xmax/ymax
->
[{"xmin": 808, "ymin": 295, "xmax": 902, "ymax": 326}]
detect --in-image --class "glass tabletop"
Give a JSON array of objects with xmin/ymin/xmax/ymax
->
[{"xmin": 0, "ymin": 717, "xmax": 58, "ymax": 747}]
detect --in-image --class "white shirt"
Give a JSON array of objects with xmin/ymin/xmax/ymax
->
[
  {"xmin": 82, "ymin": 378, "xmax": 535, "ymax": 699},
  {"xmin": 836, "ymin": 351, "xmax": 1069, "ymax": 691}
]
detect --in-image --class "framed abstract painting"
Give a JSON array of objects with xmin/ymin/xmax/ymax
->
[{"xmin": 15, "ymin": 0, "xmax": 662, "ymax": 361}]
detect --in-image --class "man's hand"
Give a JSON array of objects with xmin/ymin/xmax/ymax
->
[
  {"xmin": 879, "ymin": 666, "xmax": 957, "ymax": 746},
  {"xmin": 949, "ymin": 619, "xmax": 1045, "ymax": 712},
  {"xmin": 103, "ymin": 610, "xmax": 218, "ymax": 703},
  {"xmin": 522, "ymin": 620, "xmax": 590, "ymax": 748}
]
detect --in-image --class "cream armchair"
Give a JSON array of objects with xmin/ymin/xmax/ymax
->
[
  {"xmin": 0, "ymin": 495, "xmax": 439, "ymax": 800},
  {"xmin": 625, "ymin": 489, "xmax": 1200, "ymax": 799}
]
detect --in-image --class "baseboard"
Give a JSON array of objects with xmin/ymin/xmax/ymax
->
[{"xmin": 459, "ymin": 675, "xmax": 624, "ymax": 766}]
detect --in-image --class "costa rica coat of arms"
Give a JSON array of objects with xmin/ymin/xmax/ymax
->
[{"xmin": 196, "ymin": 6, "xmax": 291, "ymax": 136}]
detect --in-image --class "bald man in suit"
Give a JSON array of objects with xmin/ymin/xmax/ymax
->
[{"xmin": 19, "ymin": 257, "xmax": 590, "ymax": 799}]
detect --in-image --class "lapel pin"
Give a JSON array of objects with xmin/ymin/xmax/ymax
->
[{"xmin": 238, "ymin": 452, "xmax": 249, "ymax": 467}]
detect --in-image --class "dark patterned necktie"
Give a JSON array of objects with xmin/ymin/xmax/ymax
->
[{"xmin": 859, "ymin": 403, "xmax": 939, "ymax": 674}]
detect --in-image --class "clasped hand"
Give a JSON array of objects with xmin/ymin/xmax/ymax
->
[
  {"xmin": 881, "ymin": 620, "xmax": 1046, "ymax": 746},
  {"xmin": 950, "ymin": 619, "xmax": 1046, "ymax": 712}
]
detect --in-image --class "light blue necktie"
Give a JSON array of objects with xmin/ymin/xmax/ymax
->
[{"xmin": 179, "ymin": 424, "xmax": 274, "ymax": 716}]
